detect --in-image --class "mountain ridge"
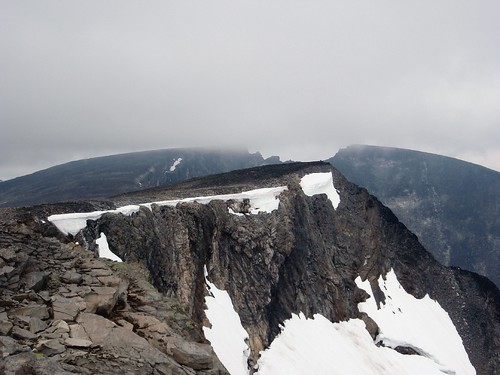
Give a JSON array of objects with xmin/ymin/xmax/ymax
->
[
  {"xmin": 0, "ymin": 148, "xmax": 279, "ymax": 208},
  {"xmin": 36, "ymin": 162, "xmax": 499, "ymax": 374}
]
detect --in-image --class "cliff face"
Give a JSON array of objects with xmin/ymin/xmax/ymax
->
[
  {"xmin": 1, "ymin": 162, "xmax": 499, "ymax": 374},
  {"xmin": 73, "ymin": 162, "xmax": 499, "ymax": 374}
]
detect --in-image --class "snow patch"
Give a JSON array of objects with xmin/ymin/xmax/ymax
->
[
  {"xmin": 300, "ymin": 172, "xmax": 340, "ymax": 209},
  {"xmin": 95, "ymin": 232, "xmax": 122, "ymax": 262},
  {"xmin": 169, "ymin": 157, "xmax": 183, "ymax": 172},
  {"xmin": 355, "ymin": 270, "xmax": 475, "ymax": 375},
  {"xmin": 204, "ymin": 268, "xmax": 250, "ymax": 375},
  {"xmin": 256, "ymin": 313, "xmax": 447, "ymax": 375},
  {"xmin": 48, "ymin": 210, "xmax": 115, "ymax": 236}
]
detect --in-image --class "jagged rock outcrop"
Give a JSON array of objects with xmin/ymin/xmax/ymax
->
[{"xmin": 72, "ymin": 162, "xmax": 499, "ymax": 374}]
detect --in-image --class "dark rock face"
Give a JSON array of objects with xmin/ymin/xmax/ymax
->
[
  {"xmin": 73, "ymin": 162, "xmax": 500, "ymax": 374},
  {"xmin": 0, "ymin": 148, "xmax": 278, "ymax": 208},
  {"xmin": 330, "ymin": 144, "xmax": 500, "ymax": 288}
]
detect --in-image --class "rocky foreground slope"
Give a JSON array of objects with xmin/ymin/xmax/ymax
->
[
  {"xmin": 1, "ymin": 162, "xmax": 499, "ymax": 374},
  {"xmin": 0, "ymin": 212, "xmax": 227, "ymax": 374}
]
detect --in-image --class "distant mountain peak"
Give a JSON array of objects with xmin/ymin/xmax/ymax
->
[{"xmin": 330, "ymin": 144, "xmax": 500, "ymax": 288}]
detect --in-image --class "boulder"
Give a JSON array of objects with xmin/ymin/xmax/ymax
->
[
  {"xmin": 61, "ymin": 270, "xmax": 82, "ymax": 284},
  {"xmin": 21, "ymin": 271, "xmax": 49, "ymax": 292},
  {"xmin": 168, "ymin": 337, "xmax": 215, "ymax": 370},
  {"xmin": 0, "ymin": 335, "xmax": 25, "ymax": 356},
  {"xmin": 36, "ymin": 338, "xmax": 66, "ymax": 356},
  {"xmin": 0, "ymin": 247, "xmax": 16, "ymax": 262},
  {"xmin": 0, "ymin": 352, "xmax": 36, "ymax": 374},
  {"xmin": 0, "ymin": 320, "xmax": 13, "ymax": 335},
  {"xmin": 83, "ymin": 286, "xmax": 119, "ymax": 316}
]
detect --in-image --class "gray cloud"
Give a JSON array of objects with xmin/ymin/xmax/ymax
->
[{"xmin": 1, "ymin": 0, "xmax": 499, "ymax": 180}]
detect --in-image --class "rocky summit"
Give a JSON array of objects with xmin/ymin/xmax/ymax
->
[{"xmin": 1, "ymin": 161, "xmax": 499, "ymax": 374}]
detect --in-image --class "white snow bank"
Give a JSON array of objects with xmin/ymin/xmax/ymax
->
[
  {"xmin": 204, "ymin": 268, "xmax": 250, "ymax": 375},
  {"xmin": 48, "ymin": 211, "xmax": 113, "ymax": 236},
  {"xmin": 149, "ymin": 186, "xmax": 287, "ymax": 215},
  {"xmin": 48, "ymin": 205, "xmax": 142, "ymax": 236},
  {"xmin": 169, "ymin": 157, "xmax": 183, "ymax": 172},
  {"xmin": 300, "ymin": 172, "xmax": 340, "ymax": 209},
  {"xmin": 48, "ymin": 186, "xmax": 287, "ymax": 236},
  {"xmin": 355, "ymin": 270, "xmax": 475, "ymax": 375},
  {"xmin": 256, "ymin": 313, "xmax": 447, "ymax": 375},
  {"xmin": 95, "ymin": 232, "xmax": 122, "ymax": 262}
]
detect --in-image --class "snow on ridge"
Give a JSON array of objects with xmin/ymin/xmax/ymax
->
[
  {"xmin": 300, "ymin": 172, "xmax": 340, "ymax": 209},
  {"xmin": 169, "ymin": 157, "xmax": 183, "ymax": 172},
  {"xmin": 95, "ymin": 232, "xmax": 122, "ymax": 262},
  {"xmin": 203, "ymin": 267, "xmax": 250, "ymax": 375},
  {"xmin": 48, "ymin": 206, "xmax": 142, "ymax": 236},
  {"xmin": 145, "ymin": 186, "xmax": 288, "ymax": 215},
  {"xmin": 48, "ymin": 186, "xmax": 288, "ymax": 236},
  {"xmin": 355, "ymin": 270, "xmax": 475, "ymax": 375}
]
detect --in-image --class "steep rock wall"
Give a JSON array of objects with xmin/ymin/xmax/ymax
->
[{"xmin": 76, "ymin": 163, "xmax": 499, "ymax": 374}]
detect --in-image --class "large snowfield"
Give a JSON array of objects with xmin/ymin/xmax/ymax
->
[
  {"xmin": 204, "ymin": 269, "xmax": 475, "ymax": 375},
  {"xmin": 48, "ymin": 172, "xmax": 474, "ymax": 374}
]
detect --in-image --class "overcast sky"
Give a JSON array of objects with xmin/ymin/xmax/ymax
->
[{"xmin": 1, "ymin": 0, "xmax": 499, "ymax": 180}]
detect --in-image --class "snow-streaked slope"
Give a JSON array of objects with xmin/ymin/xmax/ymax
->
[
  {"xmin": 355, "ymin": 270, "xmax": 475, "ymax": 375},
  {"xmin": 300, "ymin": 172, "xmax": 340, "ymax": 208},
  {"xmin": 256, "ymin": 314, "xmax": 446, "ymax": 375},
  {"xmin": 203, "ymin": 268, "xmax": 250, "ymax": 375},
  {"xmin": 95, "ymin": 232, "xmax": 122, "ymax": 262}
]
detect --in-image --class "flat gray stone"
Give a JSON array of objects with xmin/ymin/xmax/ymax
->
[
  {"xmin": 69, "ymin": 323, "xmax": 91, "ymax": 340},
  {"xmin": 64, "ymin": 337, "xmax": 93, "ymax": 348},
  {"xmin": 51, "ymin": 296, "xmax": 81, "ymax": 322},
  {"xmin": 12, "ymin": 326, "xmax": 38, "ymax": 340},
  {"xmin": 0, "ymin": 319, "xmax": 13, "ymax": 335},
  {"xmin": 29, "ymin": 316, "xmax": 47, "ymax": 333},
  {"xmin": 9, "ymin": 304, "xmax": 50, "ymax": 320}
]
